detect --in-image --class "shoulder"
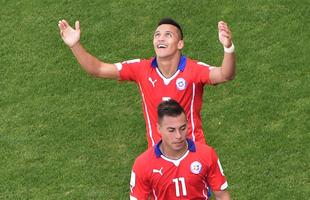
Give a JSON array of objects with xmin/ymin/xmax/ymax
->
[
  {"xmin": 117, "ymin": 58, "xmax": 153, "ymax": 80},
  {"xmin": 194, "ymin": 142, "xmax": 217, "ymax": 159},
  {"xmin": 134, "ymin": 58, "xmax": 153, "ymax": 65},
  {"xmin": 134, "ymin": 147, "xmax": 156, "ymax": 167},
  {"xmin": 183, "ymin": 57, "xmax": 212, "ymax": 75},
  {"xmin": 117, "ymin": 57, "xmax": 153, "ymax": 66},
  {"xmin": 185, "ymin": 57, "xmax": 210, "ymax": 67},
  {"xmin": 195, "ymin": 142, "xmax": 213, "ymax": 151},
  {"xmin": 121, "ymin": 58, "xmax": 148, "ymax": 65}
]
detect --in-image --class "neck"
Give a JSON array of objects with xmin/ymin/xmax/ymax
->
[
  {"xmin": 160, "ymin": 141, "xmax": 188, "ymax": 160},
  {"xmin": 157, "ymin": 53, "xmax": 181, "ymax": 78}
]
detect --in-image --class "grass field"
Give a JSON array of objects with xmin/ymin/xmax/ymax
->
[{"xmin": 0, "ymin": 0, "xmax": 309, "ymax": 199}]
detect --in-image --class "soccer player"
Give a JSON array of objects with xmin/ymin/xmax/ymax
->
[
  {"xmin": 58, "ymin": 18, "xmax": 236, "ymax": 148},
  {"xmin": 130, "ymin": 99, "xmax": 230, "ymax": 200}
]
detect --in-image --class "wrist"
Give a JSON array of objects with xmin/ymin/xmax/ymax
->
[
  {"xmin": 70, "ymin": 41, "xmax": 80, "ymax": 49},
  {"xmin": 224, "ymin": 43, "xmax": 235, "ymax": 54}
]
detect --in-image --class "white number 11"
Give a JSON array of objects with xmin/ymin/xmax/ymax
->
[{"xmin": 172, "ymin": 177, "xmax": 187, "ymax": 197}]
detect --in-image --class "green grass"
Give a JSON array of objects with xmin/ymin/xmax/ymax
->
[{"xmin": 0, "ymin": 0, "xmax": 309, "ymax": 199}]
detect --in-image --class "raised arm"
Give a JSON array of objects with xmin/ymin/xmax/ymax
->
[
  {"xmin": 210, "ymin": 21, "xmax": 236, "ymax": 85},
  {"xmin": 58, "ymin": 19, "xmax": 119, "ymax": 79}
]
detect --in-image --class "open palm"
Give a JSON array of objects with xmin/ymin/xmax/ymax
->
[
  {"xmin": 58, "ymin": 20, "xmax": 80, "ymax": 48},
  {"xmin": 218, "ymin": 21, "xmax": 232, "ymax": 48}
]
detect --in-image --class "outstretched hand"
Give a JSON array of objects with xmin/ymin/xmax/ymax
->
[
  {"xmin": 58, "ymin": 19, "xmax": 80, "ymax": 48},
  {"xmin": 218, "ymin": 21, "xmax": 232, "ymax": 48}
]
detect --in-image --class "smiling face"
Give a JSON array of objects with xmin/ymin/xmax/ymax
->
[
  {"xmin": 153, "ymin": 24, "xmax": 184, "ymax": 59},
  {"xmin": 157, "ymin": 112, "xmax": 188, "ymax": 157}
]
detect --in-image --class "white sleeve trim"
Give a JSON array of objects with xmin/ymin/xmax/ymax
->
[
  {"xmin": 217, "ymin": 159, "xmax": 225, "ymax": 176},
  {"xmin": 197, "ymin": 61, "xmax": 210, "ymax": 67},
  {"xmin": 114, "ymin": 62, "xmax": 123, "ymax": 71},
  {"xmin": 130, "ymin": 195, "xmax": 138, "ymax": 200},
  {"xmin": 220, "ymin": 181, "xmax": 228, "ymax": 190},
  {"xmin": 130, "ymin": 171, "xmax": 136, "ymax": 189}
]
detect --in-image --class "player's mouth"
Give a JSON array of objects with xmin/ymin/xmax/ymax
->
[
  {"xmin": 157, "ymin": 44, "xmax": 168, "ymax": 49},
  {"xmin": 173, "ymin": 141, "xmax": 185, "ymax": 146}
]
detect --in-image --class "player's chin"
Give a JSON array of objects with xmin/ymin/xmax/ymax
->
[
  {"xmin": 155, "ymin": 49, "xmax": 169, "ymax": 57},
  {"xmin": 172, "ymin": 141, "xmax": 186, "ymax": 149}
]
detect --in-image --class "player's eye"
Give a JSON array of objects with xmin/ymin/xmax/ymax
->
[
  {"xmin": 180, "ymin": 125, "xmax": 187, "ymax": 131},
  {"xmin": 168, "ymin": 128, "xmax": 175, "ymax": 133},
  {"xmin": 154, "ymin": 33, "xmax": 160, "ymax": 38},
  {"xmin": 165, "ymin": 32, "xmax": 172, "ymax": 37}
]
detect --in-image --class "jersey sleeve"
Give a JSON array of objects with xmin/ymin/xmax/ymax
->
[
  {"xmin": 206, "ymin": 148, "xmax": 228, "ymax": 191},
  {"xmin": 115, "ymin": 59, "xmax": 143, "ymax": 82},
  {"xmin": 193, "ymin": 61, "xmax": 213, "ymax": 85},
  {"xmin": 130, "ymin": 158, "xmax": 151, "ymax": 200}
]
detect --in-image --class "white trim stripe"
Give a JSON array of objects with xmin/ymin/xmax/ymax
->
[
  {"xmin": 197, "ymin": 61, "xmax": 210, "ymax": 67},
  {"xmin": 153, "ymin": 189, "xmax": 158, "ymax": 200},
  {"xmin": 138, "ymin": 83, "xmax": 155, "ymax": 146},
  {"xmin": 161, "ymin": 150, "xmax": 189, "ymax": 167},
  {"xmin": 221, "ymin": 181, "xmax": 228, "ymax": 190},
  {"xmin": 130, "ymin": 195, "xmax": 137, "ymax": 200},
  {"xmin": 191, "ymin": 83, "xmax": 196, "ymax": 141},
  {"xmin": 202, "ymin": 190, "xmax": 208, "ymax": 200},
  {"xmin": 202, "ymin": 181, "xmax": 209, "ymax": 200},
  {"xmin": 114, "ymin": 62, "xmax": 123, "ymax": 71},
  {"xmin": 155, "ymin": 68, "xmax": 180, "ymax": 85}
]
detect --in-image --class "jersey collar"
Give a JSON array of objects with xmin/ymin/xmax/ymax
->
[
  {"xmin": 154, "ymin": 139, "xmax": 196, "ymax": 158},
  {"xmin": 151, "ymin": 55, "xmax": 187, "ymax": 72}
]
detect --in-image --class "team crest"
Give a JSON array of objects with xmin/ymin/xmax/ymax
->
[
  {"xmin": 176, "ymin": 78, "xmax": 186, "ymax": 90},
  {"xmin": 190, "ymin": 161, "xmax": 202, "ymax": 174}
]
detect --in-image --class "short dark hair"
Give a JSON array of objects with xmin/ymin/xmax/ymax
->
[
  {"xmin": 157, "ymin": 18, "xmax": 183, "ymax": 39},
  {"xmin": 157, "ymin": 99, "xmax": 185, "ymax": 123}
]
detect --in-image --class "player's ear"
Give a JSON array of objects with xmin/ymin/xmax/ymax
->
[
  {"xmin": 156, "ymin": 123, "xmax": 162, "ymax": 135},
  {"xmin": 177, "ymin": 40, "xmax": 184, "ymax": 50}
]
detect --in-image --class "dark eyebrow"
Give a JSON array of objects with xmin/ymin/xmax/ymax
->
[
  {"xmin": 180, "ymin": 124, "xmax": 187, "ymax": 129},
  {"xmin": 167, "ymin": 123, "xmax": 187, "ymax": 130},
  {"xmin": 154, "ymin": 30, "xmax": 174, "ymax": 34}
]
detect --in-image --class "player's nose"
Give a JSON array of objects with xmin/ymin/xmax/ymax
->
[
  {"xmin": 175, "ymin": 130, "xmax": 182, "ymax": 139},
  {"xmin": 157, "ymin": 34, "xmax": 166, "ymax": 42}
]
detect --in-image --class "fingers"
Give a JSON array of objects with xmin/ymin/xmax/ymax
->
[
  {"xmin": 218, "ymin": 21, "xmax": 233, "ymax": 47},
  {"xmin": 218, "ymin": 21, "xmax": 232, "ymax": 38},
  {"xmin": 218, "ymin": 21, "xmax": 230, "ymax": 33},
  {"xmin": 58, "ymin": 20, "xmax": 66, "ymax": 37},
  {"xmin": 75, "ymin": 21, "xmax": 80, "ymax": 31},
  {"xmin": 62, "ymin": 19, "xmax": 69, "ymax": 28},
  {"xmin": 58, "ymin": 19, "xmax": 71, "ymax": 30},
  {"xmin": 220, "ymin": 31, "xmax": 231, "ymax": 40},
  {"xmin": 218, "ymin": 21, "xmax": 228, "ymax": 29},
  {"xmin": 58, "ymin": 20, "xmax": 64, "ymax": 30}
]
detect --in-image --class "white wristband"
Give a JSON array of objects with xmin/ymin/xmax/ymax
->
[{"xmin": 224, "ymin": 43, "xmax": 235, "ymax": 53}]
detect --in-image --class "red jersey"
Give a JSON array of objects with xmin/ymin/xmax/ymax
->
[
  {"xmin": 116, "ymin": 56, "xmax": 212, "ymax": 147},
  {"xmin": 130, "ymin": 139, "xmax": 228, "ymax": 200}
]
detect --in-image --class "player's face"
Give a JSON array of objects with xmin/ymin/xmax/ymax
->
[
  {"xmin": 153, "ymin": 24, "xmax": 184, "ymax": 59},
  {"xmin": 157, "ymin": 113, "xmax": 188, "ymax": 157}
]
